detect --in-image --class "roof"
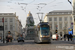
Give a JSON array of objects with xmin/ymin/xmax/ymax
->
[
  {"xmin": 49, "ymin": 10, "xmax": 72, "ymax": 13},
  {"xmin": 44, "ymin": 10, "xmax": 72, "ymax": 19}
]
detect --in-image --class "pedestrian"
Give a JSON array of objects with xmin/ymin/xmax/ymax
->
[
  {"xmin": 70, "ymin": 34, "xmax": 73, "ymax": 41},
  {"xmin": 64, "ymin": 34, "xmax": 66, "ymax": 41},
  {"xmin": 67, "ymin": 34, "xmax": 69, "ymax": 41},
  {"xmin": 68, "ymin": 34, "xmax": 73, "ymax": 41},
  {"xmin": 56, "ymin": 34, "xmax": 58, "ymax": 40},
  {"xmin": 6, "ymin": 36, "xmax": 9, "ymax": 43}
]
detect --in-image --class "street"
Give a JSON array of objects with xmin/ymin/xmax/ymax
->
[{"xmin": 0, "ymin": 40, "xmax": 75, "ymax": 50}]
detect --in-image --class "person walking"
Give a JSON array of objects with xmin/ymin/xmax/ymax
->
[
  {"xmin": 68, "ymin": 34, "xmax": 73, "ymax": 41},
  {"xmin": 56, "ymin": 34, "xmax": 58, "ymax": 40},
  {"xmin": 64, "ymin": 34, "xmax": 66, "ymax": 41},
  {"xmin": 69, "ymin": 34, "xmax": 73, "ymax": 41}
]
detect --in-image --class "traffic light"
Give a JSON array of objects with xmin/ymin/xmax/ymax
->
[{"xmin": 56, "ymin": 30, "xmax": 57, "ymax": 33}]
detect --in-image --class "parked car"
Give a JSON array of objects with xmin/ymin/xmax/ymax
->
[
  {"xmin": 52, "ymin": 34, "xmax": 57, "ymax": 40},
  {"xmin": 17, "ymin": 37, "xmax": 24, "ymax": 42},
  {"xmin": 52, "ymin": 34, "xmax": 58, "ymax": 40}
]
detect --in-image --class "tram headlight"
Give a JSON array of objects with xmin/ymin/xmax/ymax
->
[{"xmin": 40, "ymin": 34, "xmax": 43, "ymax": 37}]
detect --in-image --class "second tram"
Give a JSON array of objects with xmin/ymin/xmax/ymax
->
[{"xmin": 34, "ymin": 22, "xmax": 51, "ymax": 43}]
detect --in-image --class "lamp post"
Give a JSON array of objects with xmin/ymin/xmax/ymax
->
[
  {"xmin": 68, "ymin": 0, "xmax": 75, "ymax": 35},
  {"xmin": 2, "ymin": 17, "xmax": 4, "ymax": 43}
]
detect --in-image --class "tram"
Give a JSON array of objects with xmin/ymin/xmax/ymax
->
[{"xmin": 34, "ymin": 22, "xmax": 51, "ymax": 43}]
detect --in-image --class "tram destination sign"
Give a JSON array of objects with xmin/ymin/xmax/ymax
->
[{"xmin": 41, "ymin": 25, "xmax": 48, "ymax": 27}]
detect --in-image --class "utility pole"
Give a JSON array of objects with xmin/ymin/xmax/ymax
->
[
  {"xmin": 2, "ymin": 17, "xmax": 4, "ymax": 43},
  {"xmin": 72, "ymin": 0, "xmax": 75, "ymax": 35},
  {"xmin": 68, "ymin": 0, "xmax": 75, "ymax": 35},
  {"xmin": 67, "ymin": 0, "xmax": 75, "ymax": 41},
  {"xmin": 68, "ymin": 0, "xmax": 72, "ymax": 4}
]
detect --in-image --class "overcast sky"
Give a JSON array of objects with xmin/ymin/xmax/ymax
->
[{"xmin": 0, "ymin": 0, "xmax": 72, "ymax": 28}]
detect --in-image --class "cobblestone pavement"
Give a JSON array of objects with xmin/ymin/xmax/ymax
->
[{"xmin": 0, "ymin": 40, "xmax": 75, "ymax": 50}]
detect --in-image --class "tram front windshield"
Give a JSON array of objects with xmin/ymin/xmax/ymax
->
[{"xmin": 40, "ymin": 26, "xmax": 49, "ymax": 36}]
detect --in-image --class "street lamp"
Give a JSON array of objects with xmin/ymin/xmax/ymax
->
[{"xmin": 2, "ymin": 17, "xmax": 4, "ymax": 43}]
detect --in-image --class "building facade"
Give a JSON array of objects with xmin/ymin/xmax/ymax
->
[
  {"xmin": 72, "ymin": 0, "xmax": 75, "ymax": 35},
  {"xmin": 15, "ymin": 16, "xmax": 22, "ymax": 39},
  {"xmin": 0, "ymin": 13, "xmax": 22, "ymax": 40},
  {"xmin": 44, "ymin": 10, "xmax": 72, "ymax": 36}
]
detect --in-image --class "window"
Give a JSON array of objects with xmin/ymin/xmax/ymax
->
[
  {"xmin": 50, "ymin": 24, "xmax": 52, "ymax": 29},
  {"xmin": 5, "ymin": 25, "xmax": 8, "ymax": 30},
  {"xmin": 65, "ymin": 23, "xmax": 67, "ymax": 28},
  {"xmin": 64, "ymin": 17, "xmax": 67, "ymax": 21},
  {"xmin": 10, "ymin": 25, "xmax": 13, "ymax": 30},
  {"xmin": 49, "ymin": 18, "xmax": 52, "ymax": 21},
  {"xmin": 54, "ymin": 23, "xmax": 57, "ymax": 29},
  {"xmin": 57, "ymin": 13, "xmax": 59, "ymax": 14},
  {"xmin": 59, "ymin": 23, "xmax": 62, "ymax": 29},
  {"xmin": 54, "ymin": 17, "xmax": 57, "ymax": 21},
  {"xmin": 62, "ymin": 13, "xmax": 64, "ymax": 14},
  {"xmin": 5, "ymin": 18, "xmax": 7, "ymax": 22},
  {"xmin": 52, "ymin": 13, "xmax": 54, "ymax": 14},
  {"xmin": 10, "ymin": 18, "xmax": 13, "ymax": 22},
  {"xmin": 0, "ymin": 18, "xmax": 2, "ymax": 22},
  {"xmin": 0, "ymin": 14, "xmax": 2, "ymax": 15},
  {"xmin": 68, "ymin": 13, "xmax": 70, "ymax": 14},
  {"xmin": 9, "ymin": 13, "xmax": 13, "ymax": 15},
  {"xmin": 70, "ymin": 17, "xmax": 72, "ymax": 20},
  {"xmin": 59, "ymin": 17, "xmax": 62, "ymax": 21},
  {"xmin": 4, "ymin": 14, "xmax": 7, "ymax": 15}
]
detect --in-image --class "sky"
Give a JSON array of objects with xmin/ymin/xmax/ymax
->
[{"xmin": 0, "ymin": 0, "xmax": 72, "ymax": 28}]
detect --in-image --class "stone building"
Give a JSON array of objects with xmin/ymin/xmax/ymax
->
[
  {"xmin": 0, "ymin": 13, "xmax": 22, "ymax": 40},
  {"xmin": 44, "ymin": 10, "xmax": 72, "ymax": 36}
]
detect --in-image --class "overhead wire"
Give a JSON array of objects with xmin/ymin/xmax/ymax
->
[
  {"xmin": 41, "ymin": 0, "xmax": 57, "ymax": 10},
  {"xmin": 18, "ymin": 0, "xmax": 35, "ymax": 12},
  {"xmin": 36, "ymin": 0, "xmax": 57, "ymax": 12},
  {"xmin": 68, "ymin": 0, "xmax": 72, "ymax": 6},
  {"xmin": 68, "ymin": 0, "xmax": 72, "ymax": 4},
  {"xmin": 35, "ymin": 0, "xmax": 60, "ymax": 22},
  {"xmin": 17, "ymin": 0, "xmax": 36, "ymax": 26}
]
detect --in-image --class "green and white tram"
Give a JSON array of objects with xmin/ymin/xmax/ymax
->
[{"xmin": 34, "ymin": 22, "xmax": 51, "ymax": 43}]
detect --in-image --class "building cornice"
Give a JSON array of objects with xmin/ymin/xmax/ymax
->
[
  {"xmin": 0, "ymin": 16, "xmax": 16, "ymax": 17},
  {"xmin": 44, "ymin": 14, "xmax": 72, "ymax": 19},
  {"xmin": 0, "ymin": 13, "xmax": 16, "ymax": 17},
  {"xmin": 46, "ymin": 14, "xmax": 71, "ymax": 16},
  {"xmin": 44, "ymin": 10, "xmax": 72, "ymax": 19}
]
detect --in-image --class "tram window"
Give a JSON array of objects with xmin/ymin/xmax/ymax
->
[{"xmin": 41, "ymin": 25, "xmax": 49, "ymax": 27}]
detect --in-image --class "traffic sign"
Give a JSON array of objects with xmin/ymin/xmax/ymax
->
[{"xmin": 71, "ymin": 22, "xmax": 73, "ymax": 25}]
